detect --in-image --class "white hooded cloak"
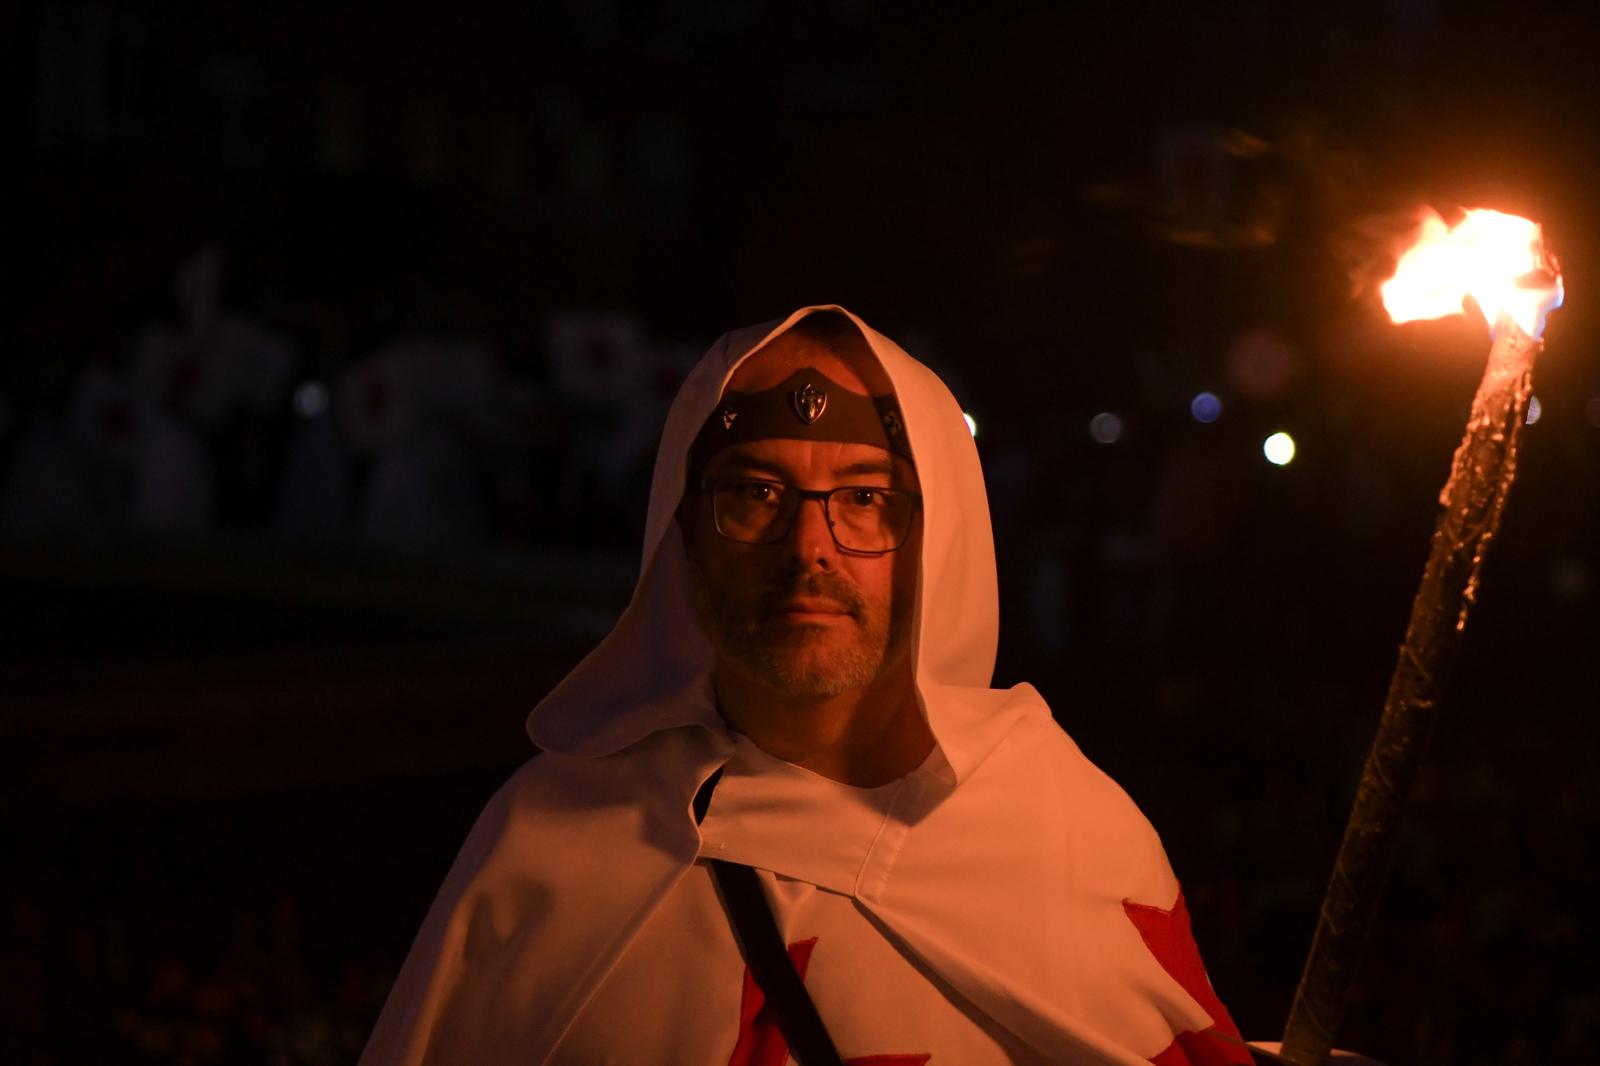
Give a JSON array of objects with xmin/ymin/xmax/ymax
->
[{"xmin": 359, "ymin": 306, "xmax": 1249, "ymax": 1066}]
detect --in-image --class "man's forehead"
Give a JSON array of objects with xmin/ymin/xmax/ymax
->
[{"xmin": 707, "ymin": 439, "xmax": 919, "ymax": 487}]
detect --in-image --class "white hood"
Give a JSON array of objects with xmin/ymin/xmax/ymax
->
[{"xmin": 526, "ymin": 304, "xmax": 1002, "ymax": 781}]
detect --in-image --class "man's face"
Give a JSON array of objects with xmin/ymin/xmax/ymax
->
[{"xmin": 686, "ymin": 437, "xmax": 921, "ymax": 700}]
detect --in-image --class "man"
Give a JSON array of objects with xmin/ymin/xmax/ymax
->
[{"xmin": 360, "ymin": 307, "xmax": 1250, "ymax": 1065}]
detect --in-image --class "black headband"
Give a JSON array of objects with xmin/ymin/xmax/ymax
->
[{"xmin": 688, "ymin": 367, "xmax": 912, "ymax": 474}]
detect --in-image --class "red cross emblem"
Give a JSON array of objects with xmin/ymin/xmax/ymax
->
[{"xmin": 1123, "ymin": 892, "xmax": 1252, "ymax": 1065}]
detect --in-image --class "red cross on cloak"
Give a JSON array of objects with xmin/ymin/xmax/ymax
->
[
  {"xmin": 1123, "ymin": 892, "xmax": 1253, "ymax": 1065},
  {"xmin": 726, "ymin": 938, "xmax": 930, "ymax": 1066}
]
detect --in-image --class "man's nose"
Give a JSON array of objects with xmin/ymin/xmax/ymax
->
[{"xmin": 785, "ymin": 496, "xmax": 837, "ymax": 566}]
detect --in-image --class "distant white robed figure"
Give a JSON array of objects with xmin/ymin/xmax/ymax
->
[{"xmin": 360, "ymin": 306, "xmax": 1250, "ymax": 1065}]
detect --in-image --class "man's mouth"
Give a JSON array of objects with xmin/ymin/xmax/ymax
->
[
  {"xmin": 773, "ymin": 598, "xmax": 854, "ymax": 618},
  {"xmin": 758, "ymin": 575, "xmax": 863, "ymax": 622}
]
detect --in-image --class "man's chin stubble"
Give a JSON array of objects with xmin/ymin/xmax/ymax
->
[
  {"xmin": 698, "ymin": 602, "xmax": 890, "ymax": 698},
  {"xmin": 738, "ymin": 626, "xmax": 885, "ymax": 698}
]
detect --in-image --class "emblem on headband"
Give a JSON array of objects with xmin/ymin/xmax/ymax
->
[
  {"xmin": 791, "ymin": 382, "xmax": 827, "ymax": 425},
  {"xmin": 689, "ymin": 367, "xmax": 913, "ymax": 471}
]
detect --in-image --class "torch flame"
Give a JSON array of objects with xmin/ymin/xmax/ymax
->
[{"xmin": 1380, "ymin": 208, "xmax": 1564, "ymax": 339}]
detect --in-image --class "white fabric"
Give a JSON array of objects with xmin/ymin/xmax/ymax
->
[
  {"xmin": 360, "ymin": 306, "xmax": 1226, "ymax": 1066},
  {"xmin": 135, "ymin": 411, "xmax": 211, "ymax": 534},
  {"xmin": 556, "ymin": 733, "xmax": 1040, "ymax": 1064}
]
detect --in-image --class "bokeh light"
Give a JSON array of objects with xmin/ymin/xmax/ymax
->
[
  {"xmin": 1263, "ymin": 431, "xmax": 1296, "ymax": 466},
  {"xmin": 963, "ymin": 412, "xmax": 978, "ymax": 438},
  {"xmin": 293, "ymin": 381, "xmax": 330, "ymax": 419},
  {"xmin": 1190, "ymin": 391, "xmax": 1222, "ymax": 423},
  {"xmin": 1525, "ymin": 395, "xmax": 1543, "ymax": 426},
  {"xmin": 1089, "ymin": 412, "xmax": 1123, "ymax": 444}
]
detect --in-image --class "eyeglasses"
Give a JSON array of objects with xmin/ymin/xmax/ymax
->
[{"xmin": 697, "ymin": 477, "xmax": 922, "ymax": 554}]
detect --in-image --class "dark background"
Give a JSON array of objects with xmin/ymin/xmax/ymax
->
[{"xmin": 5, "ymin": 2, "xmax": 1598, "ymax": 1063}]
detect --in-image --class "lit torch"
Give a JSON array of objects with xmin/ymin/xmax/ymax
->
[{"xmin": 1277, "ymin": 208, "xmax": 1564, "ymax": 1064}]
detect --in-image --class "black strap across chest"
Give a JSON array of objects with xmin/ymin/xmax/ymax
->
[{"xmin": 696, "ymin": 768, "xmax": 846, "ymax": 1066}]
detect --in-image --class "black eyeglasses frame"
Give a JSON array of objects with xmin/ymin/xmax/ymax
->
[{"xmin": 693, "ymin": 476, "xmax": 923, "ymax": 555}]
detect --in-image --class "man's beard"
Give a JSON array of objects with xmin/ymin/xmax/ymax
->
[{"xmin": 689, "ymin": 562, "xmax": 902, "ymax": 698}]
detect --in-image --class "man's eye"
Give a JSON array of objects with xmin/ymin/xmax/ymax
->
[
  {"xmin": 736, "ymin": 481, "xmax": 781, "ymax": 503},
  {"xmin": 841, "ymin": 488, "xmax": 883, "ymax": 508}
]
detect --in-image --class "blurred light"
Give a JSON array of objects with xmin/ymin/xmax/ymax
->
[
  {"xmin": 1586, "ymin": 396, "xmax": 1600, "ymax": 428},
  {"xmin": 293, "ymin": 381, "xmax": 329, "ymax": 419},
  {"xmin": 1551, "ymin": 557, "xmax": 1592, "ymax": 601},
  {"xmin": 1263, "ymin": 431, "xmax": 1296, "ymax": 466},
  {"xmin": 1189, "ymin": 391, "xmax": 1222, "ymax": 423},
  {"xmin": 1525, "ymin": 395, "xmax": 1543, "ymax": 426},
  {"xmin": 963, "ymin": 412, "xmax": 978, "ymax": 438},
  {"xmin": 1089, "ymin": 412, "xmax": 1123, "ymax": 444}
]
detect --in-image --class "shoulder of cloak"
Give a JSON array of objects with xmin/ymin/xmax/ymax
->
[
  {"xmin": 357, "ymin": 726, "xmax": 731, "ymax": 1066},
  {"xmin": 876, "ymin": 681, "xmax": 1178, "ymax": 909},
  {"xmin": 861, "ymin": 682, "xmax": 1215, "ymax": 1063}
]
